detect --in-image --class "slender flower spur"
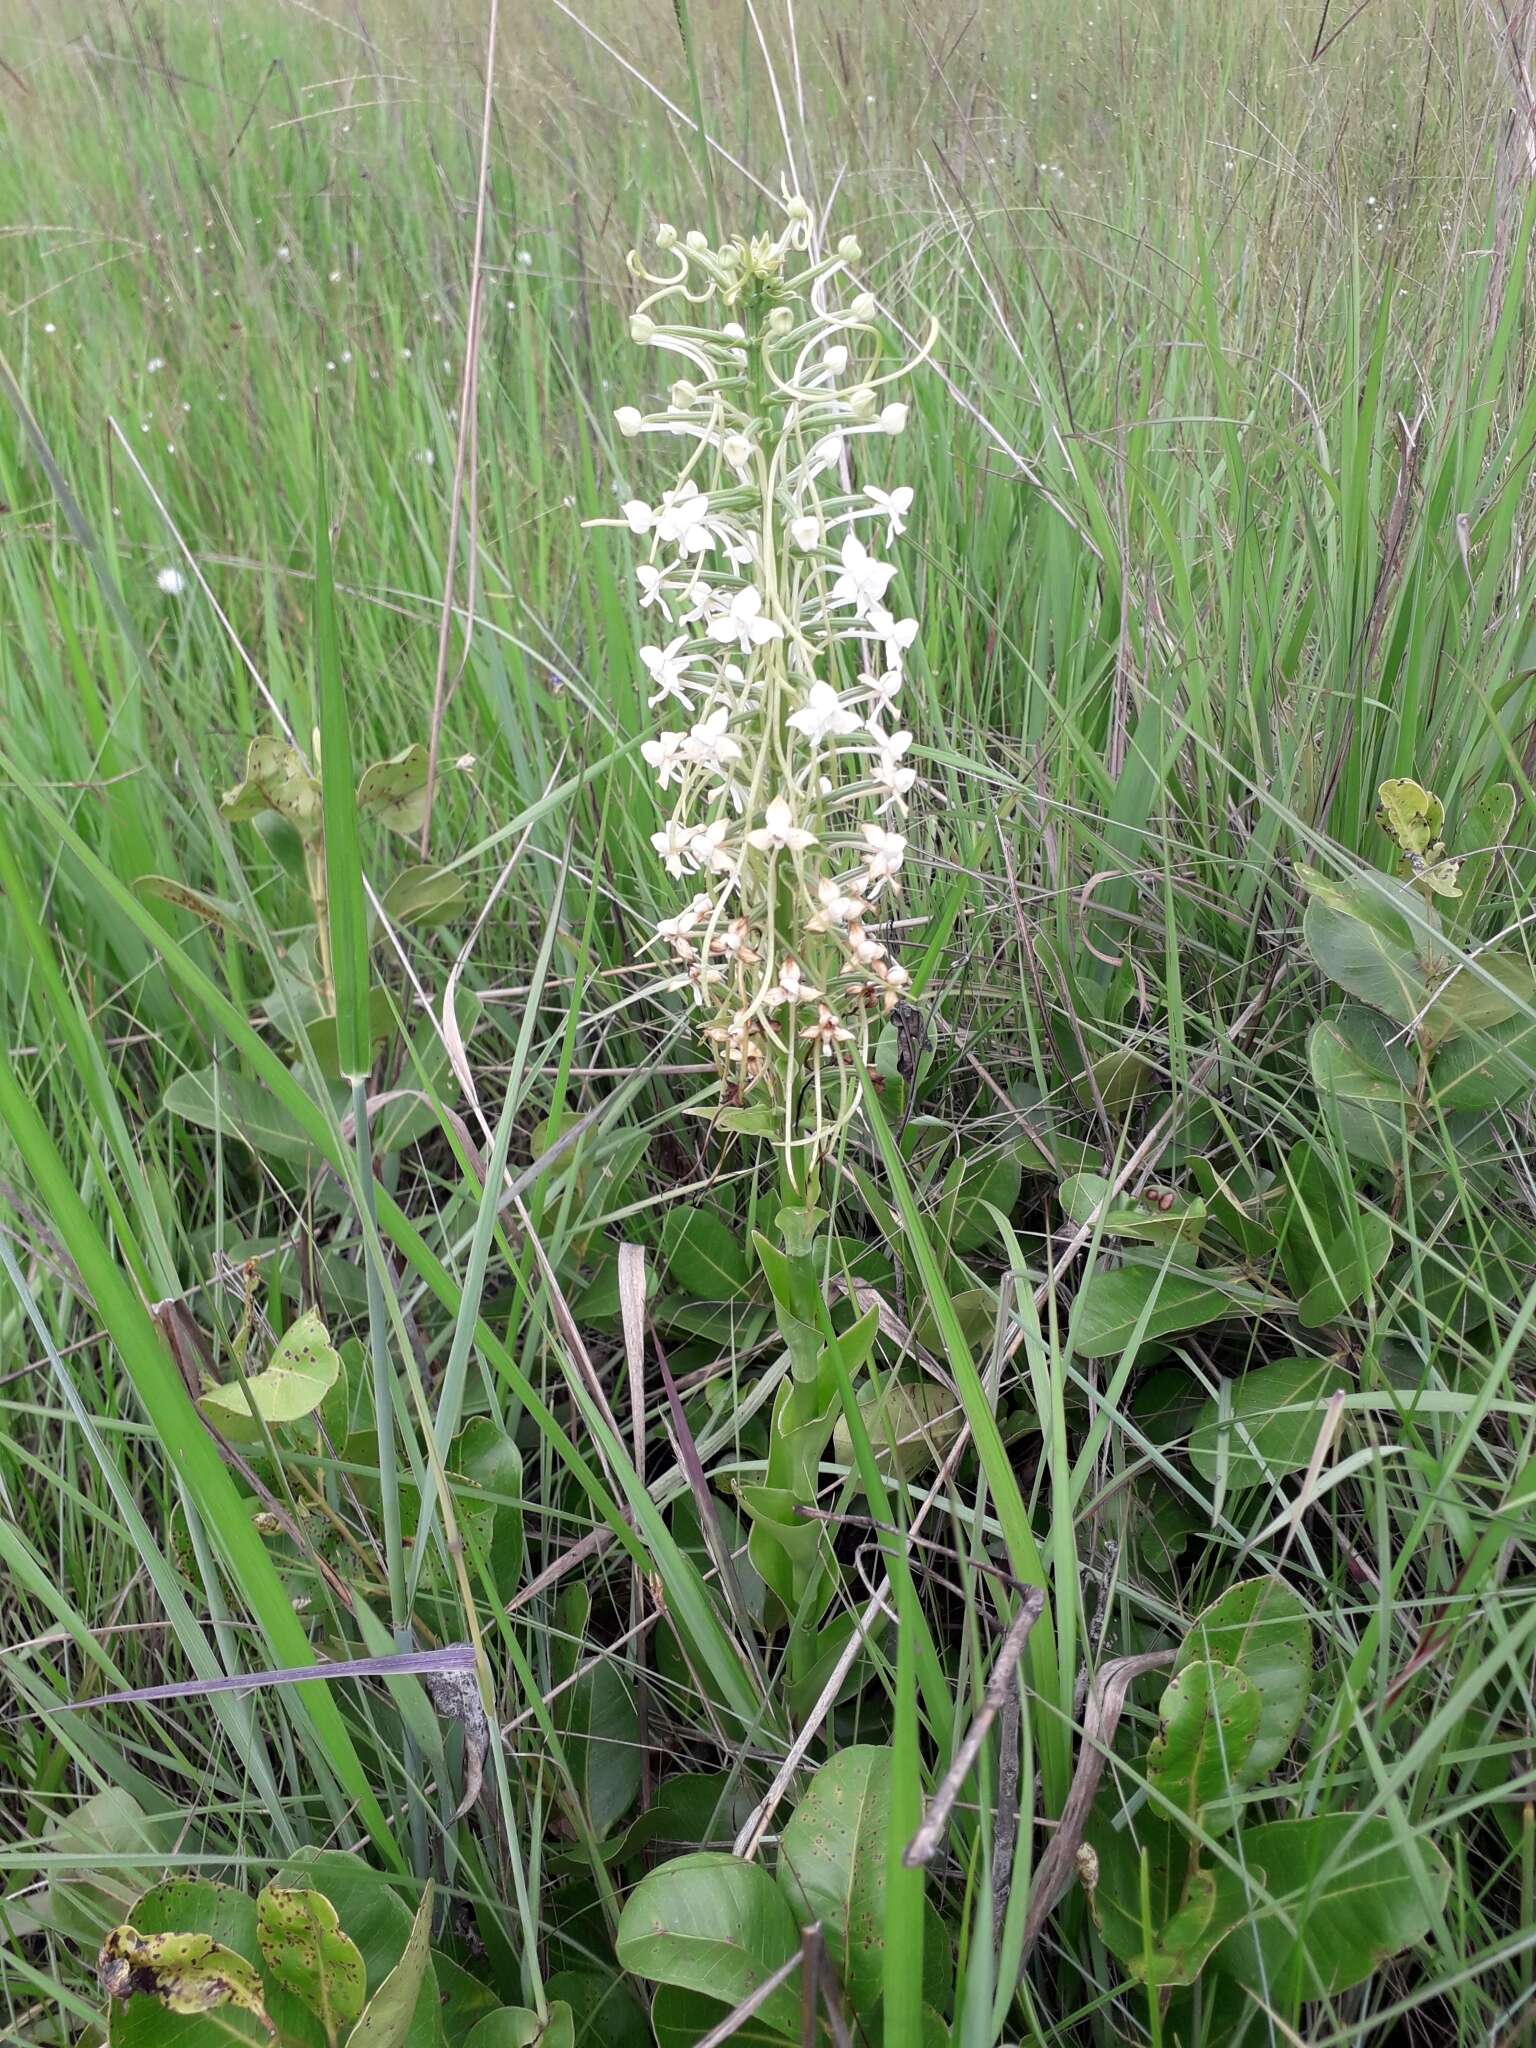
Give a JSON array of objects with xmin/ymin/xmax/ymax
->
[{"xmin": 591, "ymin": 199, "xmax": 938, "ymax": 1173}]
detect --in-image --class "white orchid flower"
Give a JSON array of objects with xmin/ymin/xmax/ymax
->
[
  {"xmin": 641, "ymin": 729, "xmax": 689, "ymax": 788},
  {"xmin": 830, "ymin": 533, "xmax": 897, "ymax": 618},
  {"xmin": 654, "ymin": 483, "xmax": 714, "ymax": 553},
  {"xmin": 651, "ymin": 818, "xmax": 696, "ymax": 877},
  {"xmin": 865, "ymin": 485, "xmax": 914, "ymax": 541},
  {"xmin": 639, "ymin": 635, "xmax": 701, "ymax": 707},
  {"xmin": 860, "ymin": 821, "xmax": 907, "ymax": 891},
  {"xmin": 764, "ymin": 957, "xmax": 820, "ymax": 1009},
  {"xmin": 707, "ymin": 586, "xmax": 783, "ymax": 653},
  {"xmin": 866, "ymin": 606, "xmax": 919, "ymax": 672},
  {"xmin": 748, "ymin": 796, "xmax": 817, "ymax": 853},
  {"xmin": 635, "ymin": 563, "xmax": 672, "ymax": 618},
  {"xmin": 787, "ymin": 680, "xmax": 861, "ymax": 746},
  {"xmin": 686, "ymin": 706, "xmax": 743, "ymax": 775}
]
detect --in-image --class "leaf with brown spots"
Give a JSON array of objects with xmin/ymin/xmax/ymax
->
[
  {"xmin": 98, "ymin": 1924, "xmax": 270, "ymax": 2029},
  {"xmin": 256, "ymin": 1886, "xmax": 365, "ymax": 2033}
]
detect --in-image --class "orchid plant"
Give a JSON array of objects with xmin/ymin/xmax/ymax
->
[
  {"xmin": 596, "ymin": 197, "xmax": 935, "ymax": 1204},
  {"xmin": 594, "ymin": 200, "xmax": 939, "ymax": 1662}
]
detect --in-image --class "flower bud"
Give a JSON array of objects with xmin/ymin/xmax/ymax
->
[
  {"xmin": 686, "ymin": 229, "xmax": 709, "ymax": 251},
  {"xmin": 656, "ymin": 222, "xmax": 678, "ymax": 249},
  {"xmin": 880, "ymin": 402, "xmax": 909, "ymax": 435},
  {"xmin": 721, "ymin": 321, "xmax": 746, "ymax": 342},
  {"xmin": 822, "ymin": 345, "xmax": 848, "ymax": 375},
  {"xmin": 767, "ymin": 306, "xmax": 795, "ymax": 338},
  {"xmin": 846, "ymin": 385, "xmax": 877, "ymax": 420},
  {"xmin": 785, "ymin": 195, "xmax": 811, "ymax": 222},
  {"xmin": 614, "ymin": 405, "xmax": 644, "ymax": 437},
  {"xmin": 722, "ymin": 432, "xmax": 754, "ymax": 471},
  {"xmin": 851, "ymin": 292, "xmax": 877, "ymax": 321},
  {"xmin": 670, "ymin": 380, "xmax": 697, "ymax": 408},
  {"xmin": 629, "ymin": 312, "xmax": 656, "ymax": 343},
  {"xmin": 837, "ymin": 235, "xmax": 861, "ymax": 261}
]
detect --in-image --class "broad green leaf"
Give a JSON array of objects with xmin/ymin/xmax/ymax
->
[
  {"xmin": 1308, "ymin": 1005, "xmax": 1417, "ymax": 1166},
  {"xmin": 1085, "ymin": 1806, "xmax": 1247, "ymax": 1989},
  {"xmin": 1449, "ymin": 780, "xmax": 1516, "ymax": 933},
  {"xmin": 1190, "ymin": 1356, "xmax": 1350, "ymax": 1492},
  {"xmin": 40, "ymin": 1791, "xmax": 174, "ymax": 1947},
  {"xmin": 1189, "ymin": 1157, "xmax": 1284, "ymax": 1260},
  {"xmin": 462, "ymin": 2014, "xmax": 543, "ymax": 2048},
  {"xmin": 221, "ymin": 736, "xmax": 323, "ymax": 836},
  {"xmin": 1296, "ymin": 1211, "xmax": 1392, "ymax": 1327},
  {"xmin": 776, "ymin": 1744, "xmax": 891, "ymax": 2017},
  {"xmin": 594, "ymin": 1773, "xmax": 758, "ymax": 1867},
  {"xmin": 432, "ymin": 1953, "xmax": 502, "ymax": 2045},
  {"xmin": 1058, "ymin": 1172, "xmax": 1207, "ymax": 1247},
  {"xmin": 349, "ymin": 1883, "xmax": 434, "ymax": 2048},
  {"xmin": 381, "ymin": 862, "xmax": 469, "ymax": 927},
  {"xmin": 163, "ymin": 1065, "xmax": 332, "ymax": 1169},
  {"xmin": 661, "ymin": 1209, "xmax": 752, "ymax": 1301},
  {"xmin": 1146, "ymin": 1659, "xmax": 1261, "ymax": 1819},
  {"xmin": 198, "ymin": 1308, "xmax": 341, "ymax": 1436},
  {"xmin": 649, "ymin": 1986, "xmax": 787, "ymax": 2046},
  {"xmin": 1174, "ymin": 1578, "xmax": 1313, "ymax": 1784},
  {"xmin": 256, "ymin": 1886, "xmax": 365, "ymax": 2033},
  {"xmin": 715, "ymin": 1104, "xmax": 781, "ymax": 1138},
  {"xmin": 831, "ymin": 1381, "xmax": 962, "ymax": 1482},
  {"xmin": 1070, "ymin": 1265, "xmax": 1240, "ymax": 1359},
  {"xmin": 463, "ymin": 2008, "xmax": 573, "ymax": 2048},
  {"xmin": 1212, "ymin": 1814, "xmax": 1450, "ymax": 2005},
  {"xmin": 1421, "ymin": 954, "xmax": 1533, "ymax": 1039},
  {"xmin": 452, "ymin": 1418, "xmax": 524, "ymax": 1585},
  {"xmin": 1297, "ymin": 866, "xmax": 1431, "ymax": 1024},
  {"xmin": 616, "ymin": 1853, "xmax": 800, "ymax": 2038},
  {"xmin": 937, "ymin": 1147, "xmax": 1021, "ymax": 1252},
  {"xmin": 356, "ymin": 745, "xmax": 431, "ymax": 838},
  {"xmin": 1430, "ymin": 1006, "xmax": 1536, "ymax": 1109},
  {"xmin": 552, "ymin": 1586, "xmax": 641, "ymax": 1838},
  {"xmin": 99, "ymin": 1926, "xmax": 267, "ymax": 2026},
  {"xmin": 544, "ymin": 1970, "xmax": 645, "ymax": 2046},
  {"xmin": 110, "ymin": 1881, "xmax": 265, "ymax": 2048},
  {"xmin": 1076, "ymin": 1047, "xmax": 1154, "ymax": 1117},
  {"xmin": 1376, "ymin": 777, "xmax": 1446, "ymax": 861}
]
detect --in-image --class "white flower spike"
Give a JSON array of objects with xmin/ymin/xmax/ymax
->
[{"xmin": 607, "ymin": 199, "xmax": 937, "ymax": 1137}]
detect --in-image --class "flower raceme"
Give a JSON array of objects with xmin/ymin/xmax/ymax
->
[{"xmin": 592, "ymin": 202, "xmax": 936, "ymax": 1158}]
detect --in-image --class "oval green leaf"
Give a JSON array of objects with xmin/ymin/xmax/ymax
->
[
  {"xmin": 1190, "ymin": 1356, "xmax": 1349, "ymax": 1493},
  {"xmin": 1212, "ymin": 1814, "xmax": 1450, "ymax": 2005},
  {"xmin": 1174, "ymin": 1578, "xmax": 1313, "ymax": 1784},
  {"xmin": 616, "ymin": 1852, "xmax": 800, "ymax": 2038},
  {"xmin": 1071, "ymin": 1265, "xmax": 1242, "ymax": 1359}
]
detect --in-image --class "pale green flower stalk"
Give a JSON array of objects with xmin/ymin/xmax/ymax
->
[{"xmin": 595, "ymin": 198, "xmax": 936, "ymax": 1205}]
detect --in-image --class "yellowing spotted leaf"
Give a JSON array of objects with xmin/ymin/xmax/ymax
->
[
  {"xmin": 198, "ymin": 1308, "xmax": 341, "ymax": 1437},
  {"xmin": 98, "ymin": 1924, "xmax": 270, "ymax": 2028},
  {"xmin": 1376, "ymin": 778, "xmax": 1461, "ymax": 897}
]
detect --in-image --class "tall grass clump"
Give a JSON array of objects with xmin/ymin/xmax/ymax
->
[{"xmin": 4, "ymin": 3, "xmax": 1536, "ymax": 2046}]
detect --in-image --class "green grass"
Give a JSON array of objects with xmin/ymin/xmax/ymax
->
[{"xmin": 4, "ymin": 2, "xmax": 1536, "ymax": 2043}]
